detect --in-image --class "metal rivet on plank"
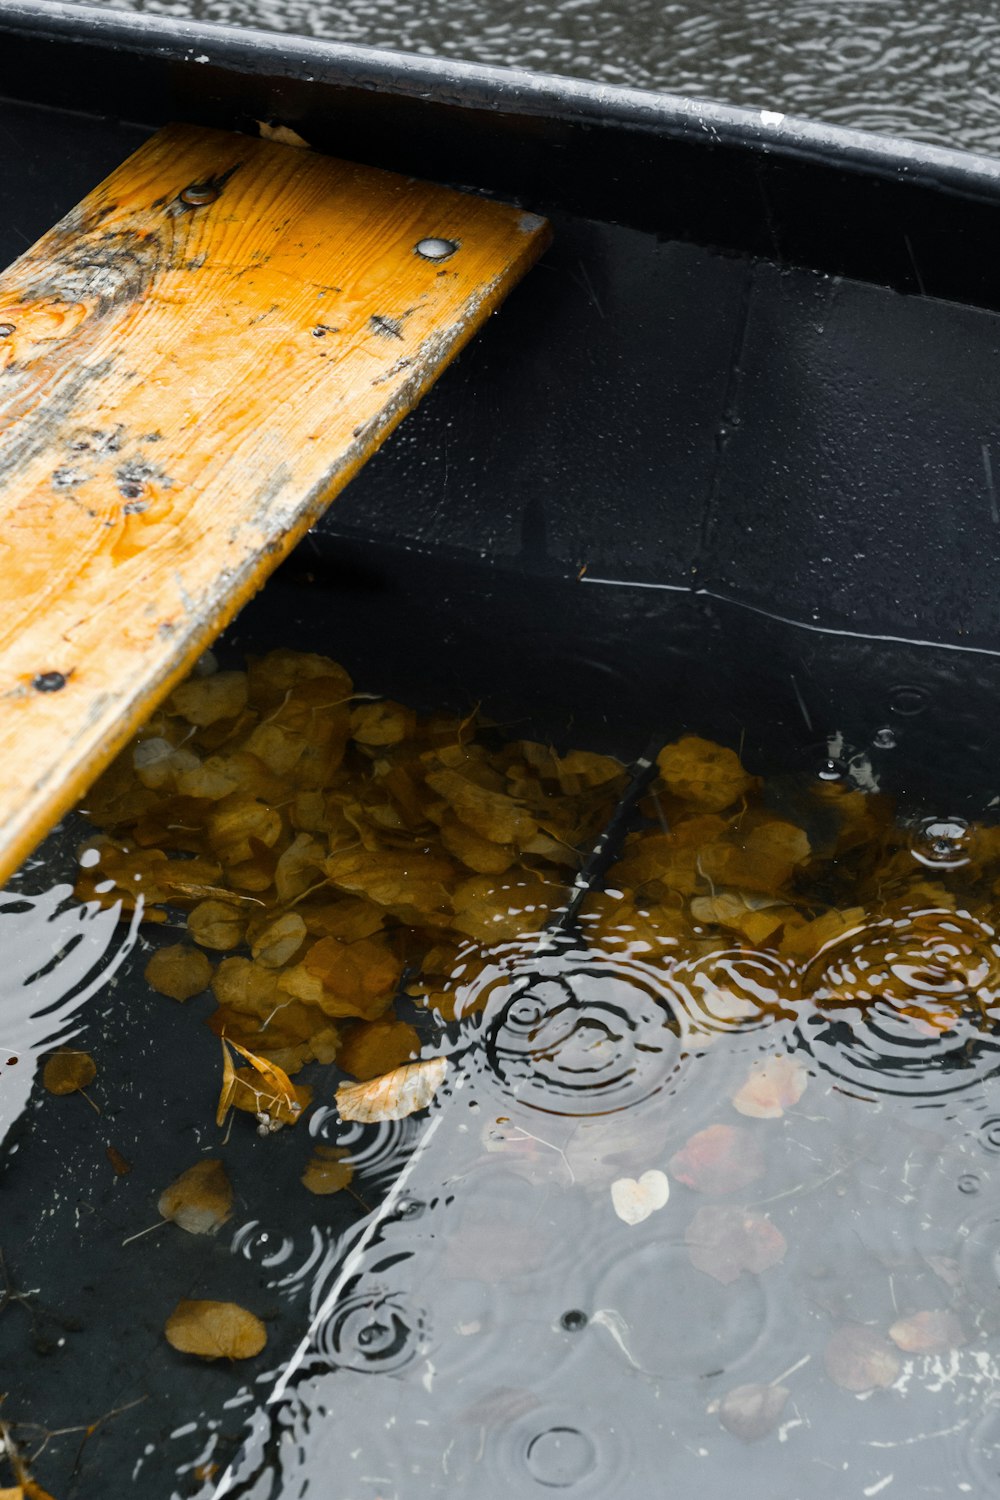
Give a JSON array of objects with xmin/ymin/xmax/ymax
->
[
  {"xmin": 414, "ymin": 237, "xmax": 458, "ymax": 261},
  {"xmin": 179, "ymin": 183, "xmax": 220, "ymax": 207}
]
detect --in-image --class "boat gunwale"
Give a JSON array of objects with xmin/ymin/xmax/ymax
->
[{"xmin": 4, "ymin": 0, "xmax": 1000, "ymax": 208}]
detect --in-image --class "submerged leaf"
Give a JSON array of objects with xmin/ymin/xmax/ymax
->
[
  {"xmin": 336, "ymin": 1056, "xmax": 447, "ymax": 1122},
  {"xmin": 657, "ymin": 735, "xmax": 756, "ymax": 812},
  {"xmin": 164, "ymin": 1298, "xmax": 267, "ymax": 1360},
  {"xmin": 668, "ymin": 1124, "xmax": 766, "ymax": 1195},
  {"xmin": 301, "ymin": 1146, "xmax": 354, "ymax": 1195},
  {"xmin": 686, "ymin": 1205, "xmax": 786, "ymax": 1284},
  {"xmin": 611, "ymin": 1170, "xmax": 670, "ymax": 1225},
  {"xmin": 824, "ymin": 1324, "xmax": 900, "ymax": 1392},
  {"xmin": 717, "ymin": 1382, "xmax": 790, "ymax": 1442},
  {"xmin": 159, "ymin": 1159, "xmax": 233, "ymax": 1235},
  {"xmin": 888, "ymin": 1309, "xmax": 967, "ymax": 1354},
  {"xmin": 731, "ymin": 1054, "xmax": 808, "ymax": 1119},
  {"xmin": 42, "ymin": 1049, "xmax": 96, "ymax": 1096},
  {"xmin": 145, "ymin": 943, "xmax": 213, "ymax": 1001}
]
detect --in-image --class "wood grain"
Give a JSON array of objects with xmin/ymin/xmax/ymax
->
[{"xmin": 0, "ymin": 123, "xmax": 550, "ymax": 886}]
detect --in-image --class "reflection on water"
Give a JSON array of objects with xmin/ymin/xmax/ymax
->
[
  {"xmin": 75, "ymin": 0, "xmax": 1000, "ymax": 155},
  {"xmin": 7, "ymin": 657, "xmax": 1000, "ymax": 1496},
  {"xmin": 0, "ymin": 878, "xmax": 140, "ymax": 1144}
]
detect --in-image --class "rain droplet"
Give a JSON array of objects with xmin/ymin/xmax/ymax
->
[
  {"xmin": 958, "ymin": 1173, "xmax": 981, "ymax": 1195},
  {"xmin": 560, "ymin": 1309, "xmax": 588, "ymax": 1332},
  {"xmin": 873, "ymin": 727, "xmax": 897, "ymax": 749},
  {"xmin": 911, "ymin": 816, "xmax": 971, "ymax": 870},
  {"xmin": 525, "ymin": 1427, "xmax": 597, "ymax": 1488},
  {"xmin": 817, "ymin": 759, "xmax": 843, "ymax": 782},
  {"xmin": 889, "ymin": 683, "xmax": 930, "ymax": 717}
]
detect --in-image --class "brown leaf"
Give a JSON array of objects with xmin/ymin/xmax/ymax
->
[
  {"xmin": 824, "ymin": 1324, "xmax": 901, "ymax": 1392},
  {"xmin": 217, "ymin": 1037, "xmax": 309, "ymax": 1129},
  {"xmin": 144, "ymin": 943, "xmax": 213, "ymax": 1001},
  {"xmin": 668, "ymin": 1124, "xmax": 766, "ymax": 1195},
  {"xmin": 164, "ymin": 1298, "xmax": 267, "ymax": 1360},
  {"xmin": 686, "ymin": 1205, "xmax": 786, "ymax": 1284},
  {"xmin": 158, "ymin": 1160, "xmax": 233, "ymax": 1234},
  {"xmin": 301, "ymin": 1146, "xmax": 354, "ymax": 1196},
  {"xmin": 656, "ymin": 735, "xmax": 756, "ymax": 812},
  {"xmin": 336, "ymin": 1056, "xmax": 447, "ymax": 1123},
  {"xmin": 731, "ymin": 1055, "xmax": 808, "ymax": 1120},
  {"xmin": 888, "ymin": 1309, "xmax": 967, "ymax": 1354},
  {"xmin": 106, "ymin": 1145, "xmax": 132, "ymax": 1176},
  {"xmin": 717, "ymin": 1382, "xmax": 790, "ymax": 1441},
  {"xmin": 42, "ymin": 1049, "xmax": 96, "ymax": 1096},
  {"xmin": 336, "ymin": 1018, "xmax": 420, "ymax": 1080}
]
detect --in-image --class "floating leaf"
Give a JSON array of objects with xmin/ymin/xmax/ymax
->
[
  {"xmin": 611, "ymin": 1170, "xmax": 670, "ymax": 1225},
  {"xmin": 301, "ymin": 1145, "xmax": 354, "ymax": 1195},
  {"xmin": 336, "ymin": 1056, "xmax": 447, "ymax": 1123},
  {"xmin": 731, "ymin": 1055, "xmax": 808, "ymax": 1119},
  {"xmin": 257, "ymin": 119, "xmax": 308, "ymax": 147},
  {"xmin": 668, "ymin": 1124, "xmax": 765, "ymax": 1195},
  {"xmin": 717, "ymin": 1382, "xmax": 790, "ymax": 1442},
  {"xmin": 42, "ymin": 1048, "xmax": 96, "ymax": 1096},
  {"xmin": 217, "ymin": 1037, "xmax": 309, "ymax": 1129},
  {"xmin": 158, "ymin": 1159, "xmax": 233, "ymax": 1235},
  {"xmin": 685, "ymin": 1205, "xmax": 786, "ymax": 1284},
  {"xmin": 824, "ymin": 1324, "xmax": 901, "ymax": 1392},
  {"xmin": 145, "ymin": 943, "xmax": 212, "ymax": 1001},
  {"xmin": 164, "ymin": 1298, "xmax": 267, "ymax": 1360},
  {"xmin": 888, "ymin": 1309, "xmax": 967, "ymax": 1354}
]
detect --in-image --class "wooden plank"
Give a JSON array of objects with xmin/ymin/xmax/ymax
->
[{"xmin": 0, "ymin": 123, "xmax": 550, "ymax": 886}]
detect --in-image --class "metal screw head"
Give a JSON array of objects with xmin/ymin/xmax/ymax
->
[
  {"xmin": 414, "ymin": 237, "xmax": 458, "ymax": 261},
  {"xmin": 179, "ymin": 183, "xmax": 220, "ymax": 207},
  {"xmin": 0, "ymin": 323, "xmax": 15, "ymax": 337},
  {"xmin": 33, "ymin": 671, "xmax": 67, "ymax": 693}
]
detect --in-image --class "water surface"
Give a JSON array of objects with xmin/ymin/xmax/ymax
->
[{"xmin": 74, "ymin": 0, "xmax": 1000, "ymax": 155}]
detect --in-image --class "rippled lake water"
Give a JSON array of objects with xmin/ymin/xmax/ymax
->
[{"xmin": 76, "ymin": 0, "xmax": 1000, "ymax": 155}]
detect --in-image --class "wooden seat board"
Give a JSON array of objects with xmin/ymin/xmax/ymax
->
[{"xmin": 0, "ymin": 123, "xmax": 549, "ymax": 885}]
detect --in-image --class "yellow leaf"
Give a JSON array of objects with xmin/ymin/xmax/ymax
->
[
  {"xmin": 657, "ymin": 736, "xmax": 756, "ymax": 812},
  {"xmin": 424, "ymin": 767, "xmax": 537, "ymax": 847},
  {"xmin": 145, "ymin": 943, "xmax": 213, "ymax": 1001},
  {"xmin": 158, "ymin": 1159, "xmax": 234, "ymax": 1235},
  {"xmin": 336, "ymin": 1057, "xmax": 447, "ymax": 1123},
  {"xmin": 216, "ymin": 1035, "xmax": 238, "ymax": 1126},
  {"xmin": 690, "ymin": 889, "xmax": 790, "ymax": 944},
  {"xmin": 164, "ymin": 1298, "xmax": 267, "ymax": 1360},
  {"xmin": 336, "ymin": 1019, "xmax": 420, "ymax": 1080},
  {"xmin": 187, "ymin": 899, "xmax": 245, "ymax": 951},
  {"xmin": 778, "ymin": 907, "xmax": 866, "ymax": 963},
  {"xmin": 42, "ymin": 1049, "xmax": 96, "ymax": 1096},
  {"xmin": 250, "ymin": 911, "xmax": 307, "ymax": 968},
  {"xmin": 219, "ymin": 1037, "xmax": 309, "ymax": 1128},
  {"xmin": 351, "ymin": 700, "xmax": 415, "ymax": 746},
  {"xmin": 301, "ymin": 1145, "xmax": 354, "ymax": 1195}
]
